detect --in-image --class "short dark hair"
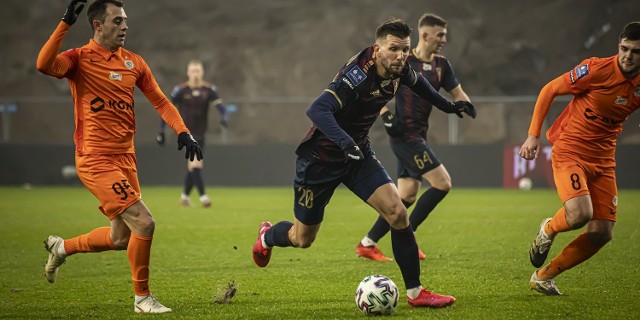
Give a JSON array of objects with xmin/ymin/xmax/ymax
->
[
  {"xmin": 375, "ymin": 18, "xmax": 412, "ymax": 41},
  {"xmin": 87, "ymin": 0, "xmax": 125, "ymax": 30},
  {"xmin": 619, "ymin": 22, "xmax": 640, "ymax": 41},
  {"xmin": 418, "ymin": 13, "xmax": 447, "ymax": 28}
]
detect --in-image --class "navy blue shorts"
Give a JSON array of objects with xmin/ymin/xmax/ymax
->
[
  {"xmin": 293, "ymin": 153, "xmax": 392, "ymax": 225},
  {"xmin": 391, "ymin": 139, "xmax": 442, "ymax": 180}
]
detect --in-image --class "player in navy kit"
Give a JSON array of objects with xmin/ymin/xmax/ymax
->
[
  {"xmin": 157, "ymin": 60, "xmax": 228, "ymax": 208},
  {"xmin": 251, "ymin": 18, "xmax": 475, "ymax": 308},
  {"xmin": 357, "ymin": 13, "xmax": 473, "ymax": 261}
]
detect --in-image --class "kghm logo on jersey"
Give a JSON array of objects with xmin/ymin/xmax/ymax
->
[
  {"xmin": 584, "ymin": 108, "xmax": 623, "ymax": 126},
  {"xmin": 109, "ymin": 72, "xmax": 122, "ymax": 81},
  {"xmin": 90, "ymin": 96, "xmax": 134, "ymax": 113},
  {"xmin": 124, "ymin": 60, "xmax": 134, "ymax": 70}
]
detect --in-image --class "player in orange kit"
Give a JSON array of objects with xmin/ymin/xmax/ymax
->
[
  {"xmin": 36, "ymin": 0, "xmax": 202, "ymax": 313},
  {"xmin": 520, "ymin": 21, "xmax": 640, "ymax": 295}
]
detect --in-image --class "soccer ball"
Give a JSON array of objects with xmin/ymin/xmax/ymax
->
[
  {"xmin": 518, "ymin": 177, "xmax": 533, "ymax": 191},
  {"xmin": 355, "ymin": 275, "xmax": 399, "ymax": 316}
]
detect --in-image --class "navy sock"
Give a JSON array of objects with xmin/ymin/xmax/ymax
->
[
  {"xmin": 264, "ymin": 221, "xmax": 294, "ymax": 247},
  {"xmin": 183, "ymin": 171, "xmax": 193, "ymax": 195},
  {"xmin": 191, "ymin": 168, "xmax": 205, "ymax": 196},
  {"xmin": 366, "ymin": 199, "xmax": 413, "ymax": 243},
  {"xmin": 409, "ymin": 188, "xmax": 448, "ymax": 232},
  {"xmin": 367, "ymin": 216, "xmax": 390, "ymax": 243},
  {"xmin": 391, "ymin": 225, "xmax": 421, "ymax": 289}
]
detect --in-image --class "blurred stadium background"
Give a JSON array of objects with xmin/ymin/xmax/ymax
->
[{"xmin": 1, "ymin": 0, "xmax": 639, "ymax": 187}]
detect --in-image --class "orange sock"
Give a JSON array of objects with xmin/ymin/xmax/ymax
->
[
  {"xmin": 64, "ymin": 227, "xmax": 115, "ymax": 255},
  {"xmin": 128, "ymin": 234, "xmax": 152, "ymax": 296},
  {"xmin": 537, "ymin": 232, "xmax": 603, "ymax": 279},
  {"xmin": 544, "ymin": 208, "xmax": 571, "ymax": 236}
]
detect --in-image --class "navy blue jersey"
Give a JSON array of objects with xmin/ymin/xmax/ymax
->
[
  {"xmin": 170, "ymin": 82, "xmax": 223, "ymax": 141},
  {"xmin": 296, "ymin": 46, "xmax": 418, "ymax": 163},
  {"xmin": 394, "ymin": 51, "xmax": 459, "ymax": 141}
]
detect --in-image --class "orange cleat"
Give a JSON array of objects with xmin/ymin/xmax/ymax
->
[
  {"xmin": 418, "ymin": 247, "xmax": 426, "ymax": 260},
  {"xmin": 252, "ymin": 221, "xmax": 273, "ymax": 267},
  {"xmin": 407, "ymin": 288, "xmax": 455, "ymax": 308},
  {"xmin": 356, "ymin": 243, "xmax": 393, "ymax": 261}
]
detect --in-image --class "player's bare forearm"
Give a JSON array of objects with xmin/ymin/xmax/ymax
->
[
  {"xmin": 379, "ymin": 105, "xmax": 391, "ymax": 116},
  {"xmin": 449, "ymin": 85, "xmax": 470, "ymax": 102}
]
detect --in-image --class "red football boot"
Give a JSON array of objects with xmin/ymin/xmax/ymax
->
[
  {"xmin": 252, "ymin": 221, "xmax": 273, "ymax": 267},
  {"xmin": 355, "ymin": 243, "xmax": 393, "ymax": 261},
  {"xmin": 407, "ymin": 288, "xmax": 456, "ymax": 308}
]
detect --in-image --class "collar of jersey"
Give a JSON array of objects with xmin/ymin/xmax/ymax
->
[{"xmin": 87, "ymin": 39, "xmax": 123, "ymax": 61}]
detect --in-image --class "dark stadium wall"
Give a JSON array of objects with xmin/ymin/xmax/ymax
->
[{"xmin": 1, "ymin": 144, "xmax": 638, "ymax": 188}]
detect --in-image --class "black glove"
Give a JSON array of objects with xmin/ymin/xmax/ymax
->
[
  {"xmin": 451, "ymin": 101, "xmax": 477, "ymax": 119},
  {"xmin": 177, "ymin": 132, "xmax": 203, "ymax": 161},
  {"xmin": 156, "ymin": 132, "xmax": 165, "ymax": 146},
  {"xmin": 62, "ymin": 0, "xmax": 87, "ymax": 25},
  {"xmin": 380, "ymin": 111, "xmax": 401, "ymax": 137},
  {"xmin": 343, "ymin": 144, "xmax": 364, "ymax": 161}
]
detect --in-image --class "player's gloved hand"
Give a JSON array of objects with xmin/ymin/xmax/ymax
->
[
  {"xmin": 450, "ymin": 101, "xmax": 477, "ymax": 119},
  {"xmin": 343, "ymin": 144, "xmax": 364, "ymax": 161},
  {"xmin": 177, "ymin": 132, "xmax": 203, "ymax": 161},
  {"xmin": 380, "ymin": 111, "xmax": 401, "ymax": 137},
  {"xmin": 156, "ymin": 132, "xmax": 165, "ymax": 146},
  {"xmin": 62, "ymin": 0, "xmax": 87, "ymax": 26}
]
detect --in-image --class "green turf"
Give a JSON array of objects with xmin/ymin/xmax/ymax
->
[{"xmin": 0, "ymin": 186, "xmax": 639, "ymax": 319}]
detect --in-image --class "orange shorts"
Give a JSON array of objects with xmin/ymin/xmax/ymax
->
[
  {"xmin": 75, "ymin": 153, "xmax": 142, "ymax": 220},
  {"xmin": 552, "ymin": 150, "xmax": 618, "ymax": 221}
]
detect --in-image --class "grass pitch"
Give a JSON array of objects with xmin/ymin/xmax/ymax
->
[{"xmin": 0, "ymin": 186, "xmax": 639, "ymax": 319}]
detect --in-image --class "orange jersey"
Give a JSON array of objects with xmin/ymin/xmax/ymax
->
[
  {"xmin": 544, "ymin": 56, "xmax": 640, "ymax": 158},
  {"xmin": 37, "ymin": 22, "xmax": 188, "ymax": 155}
]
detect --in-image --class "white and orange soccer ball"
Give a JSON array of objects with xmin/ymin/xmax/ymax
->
[{"xmin": 355, "ymin": 275, "xmax": 399, "ymax": 316}]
